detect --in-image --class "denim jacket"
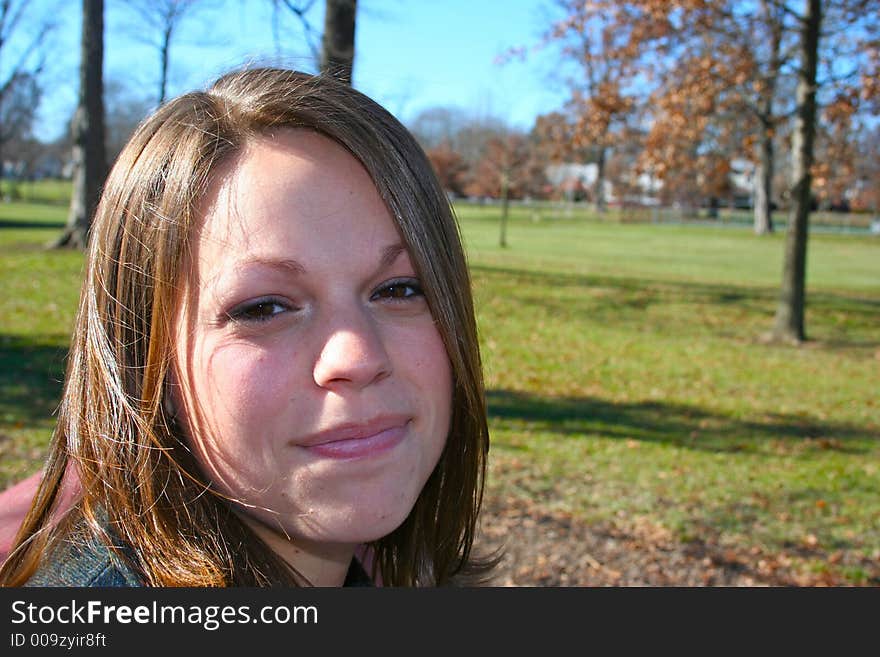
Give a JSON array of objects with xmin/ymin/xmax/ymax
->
[
  {"xmin": 25, "ymin": 526, "xmax": 372, "ymax": 587},
  {"xmin": 25, "ymin": 528, "xmax": 143, "ymax": 587}
]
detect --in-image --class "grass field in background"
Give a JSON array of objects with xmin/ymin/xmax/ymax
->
[
  {"xmin": 1, "ymin": 189, "xmax": 878, "ymax": 584},
  {"xmin": 458, "ymin": 202, "xmax": 879, "ymax": 584},
  {"xmin": 0, "ymin": 201, "xmax": 79, "ymax": 485},
  {"xmin": 0, "ymin": 179, "xmax": 74, "ymax": 206}
]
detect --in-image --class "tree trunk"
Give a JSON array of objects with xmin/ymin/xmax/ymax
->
[
  {"xmin": 52, "ymin": 0, "xmax": 105, "ymax": 250},
  {"xmin": 321, "ymin": 0, "xmax": 356, "ymax": 85},
  {"xmin": 499, "ymin": 172, "xmax": 509, "ymax": 248},
  {"xmin": 593, "ymin": 145, "xmax": 606, "ymax": 213},
  {"xmin": 159, "ymin": 24, "xmax": 171, "ymax": 105},
  {"xmin": 771, "ymin": 0, "xmax": 820, "ymax": 343},
  {"xmin": 754, "ymin": 123, "xmax": 775, "ymax": 234},
  {"xmin": 753, "ymin": 0, "xmax": 783, "ymax": 236}
]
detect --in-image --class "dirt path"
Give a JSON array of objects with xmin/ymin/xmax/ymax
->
[{"xmin": 474, "ymin": 495, "xmax": 880, "ymax": 586}]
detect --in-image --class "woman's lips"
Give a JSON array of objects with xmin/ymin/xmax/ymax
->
[{"xmin": 299, "ymin": 417, "xmax": 410, "ymax": 459}]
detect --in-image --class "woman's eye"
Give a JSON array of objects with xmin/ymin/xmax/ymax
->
[
  {"xmin": 372, "ymin": 279, "xmax": 423, "ymax": 302},
  {"xmin": 226, "ymin": 299, "xmax": 289, "ymax": 323}
]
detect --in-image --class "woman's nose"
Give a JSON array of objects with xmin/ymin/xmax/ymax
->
[{"xmin": 312, "ymin": 311, "xmax": 392, "ymax": 390}]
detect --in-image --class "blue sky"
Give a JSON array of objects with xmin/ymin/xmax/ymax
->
[{"xmin": 21, "ymin": 0, "xmax": 572, "ymax": 142}]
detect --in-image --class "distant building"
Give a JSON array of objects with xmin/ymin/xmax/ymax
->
[
  {"xmin": 728, "ymin": 158, "xmax": 755, "ymax": 208},
  {"xmin": 545, "ymin": 162, "xmax": 663, "ymax": 206},
  {"xmin": 545, "ymin": 163, "xmax": 614, "ymax": 203}
]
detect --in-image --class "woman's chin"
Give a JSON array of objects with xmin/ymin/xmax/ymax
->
[
  {"xmin": 239, "ymin": 500, "xmax": 413, "ymax": 549},
  {"xmin": 310, "ymin": 507, "xmax": 413, "ymax": 546}
]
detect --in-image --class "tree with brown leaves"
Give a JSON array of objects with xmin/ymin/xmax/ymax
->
[
  {"xmin": 537, "ymin": 0, "xmax": 878, "ymax": 342},
  {"xmin": 425, "ymin": 141, "xmax": 469, "ymax": 198},
  {"xmin": 534, "ymin": 1, "xmax": 653, "ymax": 211},
  {"xmin": 466, "ymin": 132, "xmax": 540, "ymax": 247}
]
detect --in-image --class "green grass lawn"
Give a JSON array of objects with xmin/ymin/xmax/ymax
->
[
  {"xmin": 0, "ymin": 201, "xmax": 80, "ymax": 484},
  {"xmin": 1, "ymin": 179, "xmax": 74, "ymax": 205},
  {"xmin": 458, "ymin": 202, "xmax": 879, "ymax": 584},
  {"xmin": 1, "ymin": 195, "xmax": 878, "ymax": 584}
]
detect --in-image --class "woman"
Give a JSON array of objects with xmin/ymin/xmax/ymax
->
[{"xmin": 0, "ymin": 67, "xmax": 493, "ymax": 587}]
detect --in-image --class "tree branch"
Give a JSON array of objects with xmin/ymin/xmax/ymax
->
[{"xmin": 280, "ymin": 0, "xmax": 321, "ymax": 63}]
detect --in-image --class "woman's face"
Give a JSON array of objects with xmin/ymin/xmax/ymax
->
[{"xmin": 174, "ymin": 129, "xmax": 452, "ymax": 554}]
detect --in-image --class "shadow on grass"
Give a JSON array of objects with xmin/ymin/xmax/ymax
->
[
  {"xmin": 487, "ymin": 388, "xmax": 878, "ymax": 455},
  {"xmin": 471, "ymin": 263, "xmax": 880, "ymax": 347},
  {"xmin": 0, "ymin": 219, "xmax": 65, "ymax": 229},
  {"xmin": 0, "ymin": 334, "xmax": 68, "ymax": 428}
]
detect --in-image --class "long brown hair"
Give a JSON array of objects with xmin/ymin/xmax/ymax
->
[{"xmin": 1, "ymin": 68, "xmax": 493, "ymax": 586}]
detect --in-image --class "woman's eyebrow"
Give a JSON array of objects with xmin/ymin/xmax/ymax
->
[
  {"xmin": 236, "ymin": 257, "xmax": 307, "ymax": 276},
  {"xmin": 227, "ymin": 244, "xmax": 406, "ymax": 279},
  {"xmin": 379, "ymin": 243, "xmax": 406, "ymax": 270}
]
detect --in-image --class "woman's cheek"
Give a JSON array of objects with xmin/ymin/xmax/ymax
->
[
  {"xmin": 191, "ymin": 343, "xmax": 299, "ymax": 488},
  {"xmin": 203, "ymin": 341, "xmax": 296, "ymax": 428}
]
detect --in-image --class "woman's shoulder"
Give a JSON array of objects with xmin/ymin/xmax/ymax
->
[{"xmin": 25, "ymin": 526, "xmax": 143, "ymax": 588}]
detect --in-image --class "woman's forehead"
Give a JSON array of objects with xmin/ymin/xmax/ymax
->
[
  {"xmin": 185, "ymin": 129, "xmax": 409, "ymax": 277},
  {"xmin": 193, "ymin": 131, "xmax": 365, "ymax": 225}
]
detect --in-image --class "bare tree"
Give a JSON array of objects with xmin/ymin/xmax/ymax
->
[
  {"xmin": 409, "ymin": 106, "xmax": 469, "ymax": 149},
  {"xmin": 0, "ymin": 70, "xmax": 39, "ymax": 192},
  {"xmin": 123, "ymin": 0, "xmax": 207, "ymax": 106},
  {"xmin": 104, "ymin": 78, "xmax": 151, "ymax": 164},
  {"xmin": 0, "ymin": 0, "xmax": 53, "ymax": 190},
  {"xmin": 271, "ymin": 0, "xmax": 357, "ymax": 84},
  {"xmin": 271, "ymin": 0, "xmax": 320, "ymax": 63},
  {"xmin": 53, "ymin": 0, "xmax": 105, "ymax": 249}
]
